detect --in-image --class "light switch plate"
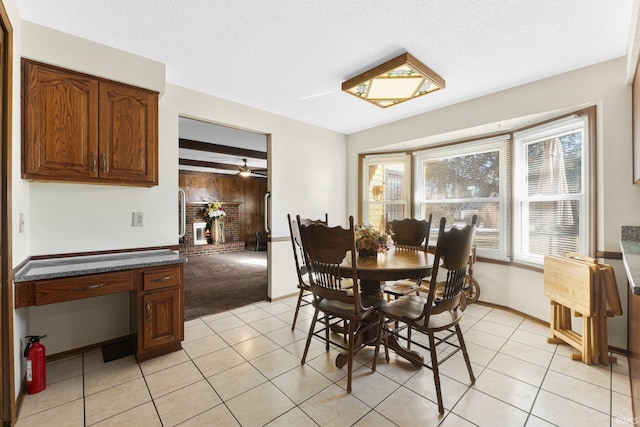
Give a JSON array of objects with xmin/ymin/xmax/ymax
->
[{"xmin": 132, "ymin": 212, "xmax": 144, "ymax": 227}]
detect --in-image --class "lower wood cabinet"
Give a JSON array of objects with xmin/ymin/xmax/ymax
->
[
  {"xmin": 143, "ymin": 288, "xmax": 181, "ymax": 348},
  {"xmin": 14, "ymin": 260, "xmax": 185, "ymax": 362},
  {"xmin": 134, "ymin": 264, "xmax": 184, "ymax": 362}
]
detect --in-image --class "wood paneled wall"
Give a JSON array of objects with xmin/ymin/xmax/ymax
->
[{"xmin": 179, "ymin": 170, "xmax": 267, "ymax": 246}]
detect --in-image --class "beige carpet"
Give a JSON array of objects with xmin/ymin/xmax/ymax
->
[{"xmin": 183, "ymin": 250, "xmax": 268, "ymax": 321}]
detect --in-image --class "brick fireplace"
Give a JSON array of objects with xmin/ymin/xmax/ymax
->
[{"xmin": 179, "ymin": 201, "xmax": 245, "ymax": 256}]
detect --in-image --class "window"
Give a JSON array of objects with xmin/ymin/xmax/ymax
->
[
  {"xmin": 358, "ymin": 108, "xmax": 595, "ymax": 266},
  {"xmin": 414, "ymin": 136, "xmax": 510, "ymax": 260},
  {"xmin": 513, "ymin": 114, "xmax": 590, "ymax": 265},
  {"xmin": 362, "ymin": 154, "xmax": 410, "ymax": 232}
]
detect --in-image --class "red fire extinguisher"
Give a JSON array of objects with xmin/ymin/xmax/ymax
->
[{"xmin": 24, "ymin": 335, "xmax": 47, "ymax": 394}]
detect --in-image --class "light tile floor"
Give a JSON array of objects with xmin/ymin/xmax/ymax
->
[{"xmin": 15, "ymin": 297, "xmax": 634, "ymax": 426}]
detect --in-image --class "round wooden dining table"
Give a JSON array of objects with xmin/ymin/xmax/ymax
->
[
  {"xmin": 337, "ymin": 248, "xmax": 435, "ymax": 368},
  {"xmin": 348, "ymin": 249, "xmax": 434, "ymax": 295}
]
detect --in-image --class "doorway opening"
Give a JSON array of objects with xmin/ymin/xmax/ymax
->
[{"xmin": 177, "ymin": 117, "xmax": 269, "ymax": 320}]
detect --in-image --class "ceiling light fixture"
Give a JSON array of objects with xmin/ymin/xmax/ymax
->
[
  {"xmin": 342, "ymin": 52, "xmax": 445, "ymax": 108},
  {"xmin": 239, "ymin": 159, "xmax": 252, "ymax": 177}
]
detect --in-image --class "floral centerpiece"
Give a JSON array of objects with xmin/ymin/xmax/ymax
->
[
  {"xmin": 203, "ymin": 201, "xmax": 226, "ymax": 224},
  {"xmin": 354, "ymin": 224, "xmax": 391, "ymax": 257},
  {"xmin": 202, "ymin": 201, "xmax": 226, "ymax": 243}
]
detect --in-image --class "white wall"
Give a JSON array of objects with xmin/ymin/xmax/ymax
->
[
  {"xmin": 347, "ymin": 57, "xmax": 637, "ymax": 350},
  {"xmin": 10, "ymin": 2, "xmax": 633, "ymax": 409},
  {"xmin": 14, "ymin": 23, "xmax": 346, "ymax": 362},
  {"xmin": 16, "ymin": 22, "xmax": 174, "ymax": 359},
  {"xmin": 163, "ymin": 84, "xmax": 348, "ymax": 299},
  {"xmin": 21, "ymin": 22, "xmax": 171, "ymax": 255}
]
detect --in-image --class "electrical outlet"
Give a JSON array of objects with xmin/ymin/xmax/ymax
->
[{"xmin": 132, "ymin": 212, "xmax": 144, "ymax": 227}]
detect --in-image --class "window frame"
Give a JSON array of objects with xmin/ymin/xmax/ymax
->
[
  {"xmin": 413, "ymin": 135, "xmax": 510, "ymax": 261},
  {"xmin": 356, "ymin": 107, "xmax": 596, "ymax": 267},
  {"xmin": 513, "ymin": 114, "xmax": 591, "ymax": 266},
  {"xmin": 360, "ymin": 153, "xmax": 411, "ymax": 228}
]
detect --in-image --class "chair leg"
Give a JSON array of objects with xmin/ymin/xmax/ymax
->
[
  {"xmin": 324, "ymin": 315, "xmax": 331, "ymax": 352},
  {"xmin": 291, "ymin": 288, "xmax": 305, "ymax": 331},
  {"xmin": 384, "ymin": 331, "xmax": 390, "ymax": 363},
  {"xmin": 373, "ymin": 313, "xmax": 385, "ymax": 372},
  {"xmin": 428, "ymin": 332, "xmax": 444, "ymax": 415},
  {"xmin": 301, "ymin": 308, "xmax": 319, "ymax": 365},
  {"xmin": 455, "ymin": 324, "xmax": 475, "ymax": 384},
  {"xmin": 347, "ymin": 319, "xmax": 355, "ymax": 393}
]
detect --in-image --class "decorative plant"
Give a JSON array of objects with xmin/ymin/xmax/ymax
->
[
  {"xmin": 354, "ymin": 224, "xmax": 391, "ymax": 252},
  {"xmin": 202, "ymin": 201, "xmax": 226, "ymax": 226}
]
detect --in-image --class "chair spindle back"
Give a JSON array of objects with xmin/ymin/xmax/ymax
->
[
  {"xmin": 288, "ymin": 214, "xmax": 329, "ymax": 283},
  {"xmin": 423, "ymin": 215, "xmax": 477, "ymax": 318},
  {"xmin": 388, "ymin": 215, "xmax": 433, "ymax": 251},
  {"xmin": 297, "ymin": 215, "xmax": 362, "ymax": 311}
]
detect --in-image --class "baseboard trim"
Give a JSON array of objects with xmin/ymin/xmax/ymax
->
[
  {"xmin": 15, "ymin": 335, "xmax": 132, "ymax": 421},
  {"xmin": 46, "ymin": 335, "xmax": 132, "ymax": 362},
  {"xmin": 475, "ymin": 300, "xmax": 629, "ymax": 357}
]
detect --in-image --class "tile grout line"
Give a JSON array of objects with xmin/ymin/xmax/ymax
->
[
  {"xmin": 445, "ymin": 306, "xmax": 508, "ymax": 425},
  {"xmin": 450, "ymin": 308, "xmax": 555, "ymax": 426},
  {"xmin": 18, "ymin": 298, "xmax": 632, "ymax": 426},
  {"xmin": 137, "ymin": 361, "xmax": 164, "ymax": 427},
  {"xmin": 180, "ymin": 319, "xmax": 245, "ymax": 426},
  {"xmin": 522, "ymin": 328, "xmax": 559, "ymax": 427}
]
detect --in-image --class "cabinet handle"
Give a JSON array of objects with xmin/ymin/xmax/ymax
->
[
  {"xmin": 146, "ymin": 301, "xmax": 151, "ymax": 320},
  {"xmin": 90, "ymin": 152, "xmax": 97, "ymax": 172},
  {"xmin": 151, "ymin": 276, "xmax": 174, "ymax": 282},
  {"xmin": 73, "ymin": 283, "xmax": 104, "ymax": 292},
  {"xmin": 100, "ymin": 153, "xmax": 106, "ymax": 173}
]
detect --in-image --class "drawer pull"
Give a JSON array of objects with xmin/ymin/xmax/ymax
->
[
  {"xmin": 151, "ymin": 276, "xmax": 174, "ymax": 282},
  {"xmin": 146, "ymin": 301, "xmax": 151, "ymax": 320},
  {"xmin": 73, "ymin": 283, "xmax": 104, "ymax": 292}
]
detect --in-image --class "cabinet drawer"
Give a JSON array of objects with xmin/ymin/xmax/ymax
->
[
  {"xmin": 143, "ymin": 265, "xmax": 181, "ymax": 291},
  {"xmin": 35, "ymin": 271, "xmax": 133, "ymax": 305}
]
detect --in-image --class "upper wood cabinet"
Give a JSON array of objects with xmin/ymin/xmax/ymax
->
[{"xmin": 21, "ymin": 59, "xmax": 158, "ymax": 186}]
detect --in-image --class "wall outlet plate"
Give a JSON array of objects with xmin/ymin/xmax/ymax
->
[{"xmin": 132, "ymin": 212, "xmax": 144, "ymax": 227}]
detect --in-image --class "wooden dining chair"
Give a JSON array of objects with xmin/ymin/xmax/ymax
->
[
  {"xmin": 383, "ymin": 215, "xmax": 433, "ymax": 301},
  {"xmin": 287, "ymin": 213, "xmax": 328, "ymax": 331},
  {"xmin": 374, "ymin": 215, "xmax": 477, "ymax": 414},
  {"xmin": 298, "ymin": 215, "xmax": 384, "ymax": 393}
]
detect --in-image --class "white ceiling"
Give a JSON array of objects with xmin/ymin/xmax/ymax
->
[
  {"xmin": 16, "ymin": 0, "xmax": 635, "ymax": 137},
  {"xmin": 178, "ymin": 117, "xmax": 267, "ymax": 176}
]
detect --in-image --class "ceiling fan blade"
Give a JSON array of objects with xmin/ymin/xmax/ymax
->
[{"xmin": 238, "ymin": 158, "xmax": 251, "ymax": 173}]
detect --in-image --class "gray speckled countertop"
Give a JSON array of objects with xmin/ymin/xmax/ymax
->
[
  {"xmin": 14, "ymin": 249, "xmax": 185, "ymax": 282},
  {"xmin": 621, "ymin": 226, "xmax": 640, "ymax": 295}
]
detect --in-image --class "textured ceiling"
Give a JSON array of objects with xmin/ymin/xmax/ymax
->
[{"xmin": 16, "ymin": 0, "xmax": 634, "ymax": 136}]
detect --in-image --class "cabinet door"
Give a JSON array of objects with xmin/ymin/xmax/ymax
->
[
  {"xmin": 22, "ymin": 60, "xmax": 99, "ymax": 180},
  {"xmin": 142, "ymin": 288, "xmax": 182, "ymax": 350},
  {"xmin": 99, "ymin": 81, "xmax": 158, "ymax": 185}
]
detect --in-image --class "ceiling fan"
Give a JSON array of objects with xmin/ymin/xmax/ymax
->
[{"xmin": 237, "ymin": 158, "xmax": 267, "ymax": 177}]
